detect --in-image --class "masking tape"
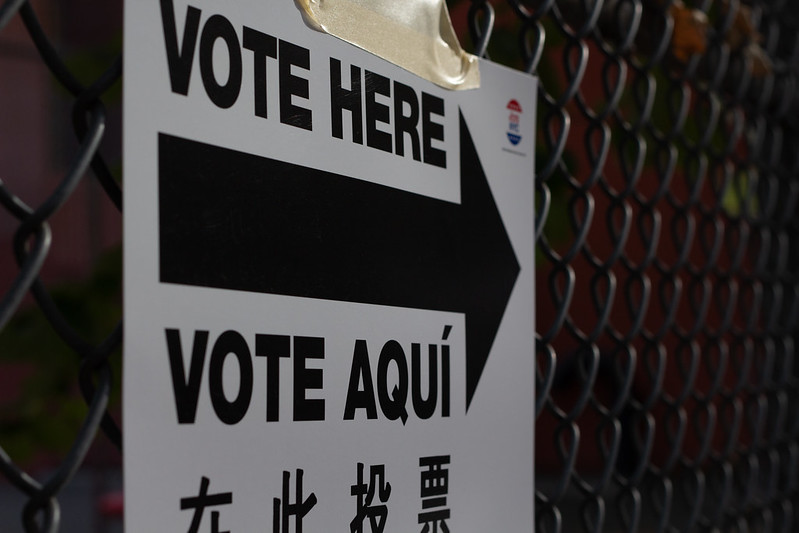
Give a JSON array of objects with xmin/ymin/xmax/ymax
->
[{"xmin": 294, "ymin": 0, "xmax": 480, "ymax": 90}]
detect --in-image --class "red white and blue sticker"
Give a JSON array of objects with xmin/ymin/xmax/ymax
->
[{"xmin": 506, "ymin": 99, "xmax": 522, "ymax": 146}]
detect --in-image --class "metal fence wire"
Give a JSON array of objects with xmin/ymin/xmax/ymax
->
[{"xmin": 1, "ymin": 0, "xmax": 798, "ymax": 532}]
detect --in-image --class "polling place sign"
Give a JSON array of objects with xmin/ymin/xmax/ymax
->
[{"xmin": 124, "ymin": 1, "xmax": 535, "ymax": 530}]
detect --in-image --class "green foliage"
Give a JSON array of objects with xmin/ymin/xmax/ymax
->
[
  {"xmin": 536, "ymin": 150, "xmax": 578, "ymax": 266},
  {"xmin": 60, "ymin": 31, "xmax": 123, "ymax": 104},
  {"xmin": 0, "ymin": 246, "xmax": 122, "ymax": 465},
  {"xmin": 722, "ymin": 168, "xmax": 758, "ymax": 217}
]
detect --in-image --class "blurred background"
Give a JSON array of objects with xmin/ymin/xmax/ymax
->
[{"xmin": 0, "ymin": 1, "xmax": 121, "ymax": 531}]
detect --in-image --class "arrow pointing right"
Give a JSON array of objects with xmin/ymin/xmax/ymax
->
[{"xmin": 159, "ymin": 110, "xmax": 519, "ymax": 410}]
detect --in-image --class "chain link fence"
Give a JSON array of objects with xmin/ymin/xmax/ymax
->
[
  {"xmin": 1, "ymin": 0, "xmax": 798, "ymax": 531},
  {"xmin": 0, "ymin": 1, "xmax": 122, "ymax": 531}
]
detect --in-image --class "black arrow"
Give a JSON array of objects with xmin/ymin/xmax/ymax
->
[{"xmin": 158, "ymin": 111, "xmax": 520, "ymax": 410}]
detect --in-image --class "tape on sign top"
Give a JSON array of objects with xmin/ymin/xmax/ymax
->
[{"xmin": 294, "ymin": 0, "xmax": 480, "ymax": 90}]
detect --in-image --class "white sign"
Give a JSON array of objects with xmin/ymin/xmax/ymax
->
[{"xmin": 124, "ymin": 1, "xmax": 536, "ymax": 531}]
